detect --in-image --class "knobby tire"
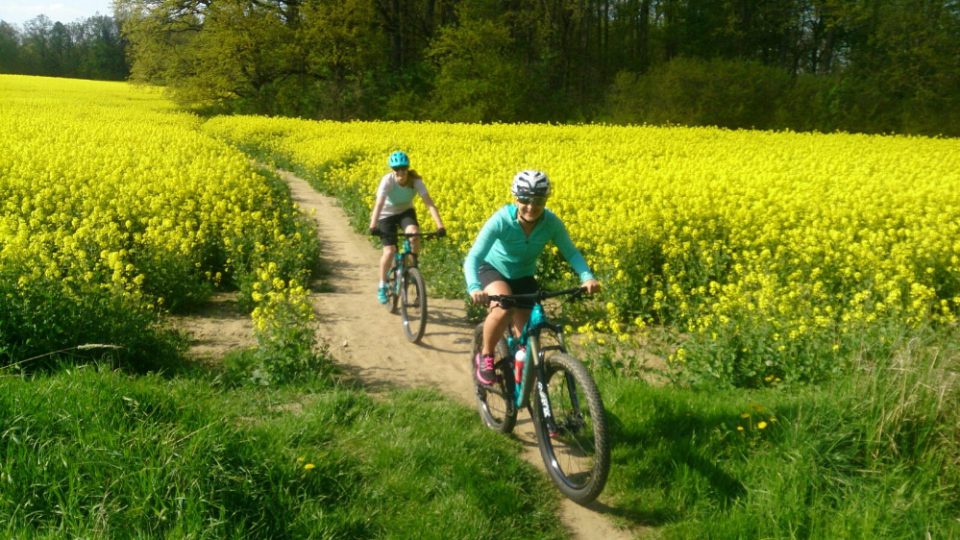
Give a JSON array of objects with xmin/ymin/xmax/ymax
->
[
  {"xmin": 400, "ymin": 267, "xmax": 428, "ymax": 342},
  {"xmin": 531, "ymin": 352, "xmax": 610, "ymax": 505}
]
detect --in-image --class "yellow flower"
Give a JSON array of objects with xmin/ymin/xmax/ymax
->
[
  {"xmin": 757, "ymin": 421, "xmax": 768, "ymax": 430},
  {"xmin": 304, "ymin": 463, "xmax": 316, "ymax": 471}
]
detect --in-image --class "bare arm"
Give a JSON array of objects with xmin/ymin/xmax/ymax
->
[
  {"xmin": 369, "ymin": 195, "xmax": 387, "ymax": 229},
  {"xmin": 418, "ymin": 182, "xmax": 445, "ymax": 230}
]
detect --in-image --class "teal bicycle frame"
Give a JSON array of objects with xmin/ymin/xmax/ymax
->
[
  {"xmin": 502, "ymin": 292, "xmax": 579, "ymax": 433},
  {"xmin": 387, "ymin": 236, "xmax": 417, "ymax": 295}
]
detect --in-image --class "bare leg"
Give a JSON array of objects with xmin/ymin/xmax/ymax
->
[
  {"xmin": 379, "ymin": 245, "xmax": 396, "ymax": 282},
  {"xmin": 481, "ymin": 280, "xmax": 512, "ymax": 356},
  {"xmin": 511, "ymin": 308, "xmax": 532, "ymax": 340},
  {"xmin": 406, "ymin": 224, "xmax": 421, "ymax": 255}
]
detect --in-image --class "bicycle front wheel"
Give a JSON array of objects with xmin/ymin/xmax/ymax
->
[
  {"xmin": 470, "ymin": 324, "xmax": 516, "ymax": 433},
  {"xmin": 532, "ymin": 352, "xmax": 610, "ymax": 505},
  {"xmin": 400, "ymin": 267, "xmax": 428, "ymax": 342},
  {"xmin": 385, "ymin": 269, "xmax": 400, "ymax": 314}
]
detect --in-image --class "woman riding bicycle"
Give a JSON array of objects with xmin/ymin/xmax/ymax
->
[
  {"xmin": 369, "ymin": 150, "xmax": 446, "ymax": 304},
  {"xmin": 464, "ymin": 170, "xmax": 600, "ymax": 386}
]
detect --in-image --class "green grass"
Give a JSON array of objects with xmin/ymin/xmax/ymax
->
[
  {"xmin": 201, "ymin": 138, "xmax": 960, "ymax": 538},
  {"xmin": 0, "ymin": 365, "xmax": 565, "ymax": 539},
  {"xmin": 599, "ymin": 330, "xmax": 960, "ymax": 538},
  {"xmin": 8, "ymin": 335, "xmax": 955, "ymax": 539}
]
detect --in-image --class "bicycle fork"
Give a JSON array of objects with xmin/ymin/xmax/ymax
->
[{"xmin": 519, "ymin": 336, "xmax": 564, "ymax": 438}]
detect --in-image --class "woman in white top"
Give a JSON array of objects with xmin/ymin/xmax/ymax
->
[{"xmin": 368, "ymin": 150, "xmax": 446, "ymax": 304}]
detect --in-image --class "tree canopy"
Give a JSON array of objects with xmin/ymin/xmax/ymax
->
[
  {"xmin": 0, "ymin": 15, "xmax": 128, "ymax": 80},
  {"xmin": 4, "ymin": 1, "xmax": 958, "ymax": 135}
]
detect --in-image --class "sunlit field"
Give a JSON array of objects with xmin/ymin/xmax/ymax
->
[
  {"xmin": 0, "ymin": 75, "xmax": 318, "ymax": 371},
  {"xmin": 205, "ymin": 116, "xmax": 960, "ymax": 386},
  {"xmin": 2, "ymin": 74, "xmax": 957, "ymax": 539},
  {"xmin": 3, "ymin": 72, "xmax": 957, "ymax": 385}
]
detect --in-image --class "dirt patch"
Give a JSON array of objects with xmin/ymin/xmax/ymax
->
[{"xmin": 171, "ymin": 292, "xmax": 255, "ymax": 363}]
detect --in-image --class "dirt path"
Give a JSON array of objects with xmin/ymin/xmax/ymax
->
[{"xmin": 181, "ymin": 169, "xmax": 638, "ymax": 540}]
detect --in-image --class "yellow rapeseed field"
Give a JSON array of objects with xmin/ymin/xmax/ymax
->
[
  {"xmin": 204, "ymin": 115, "xmax": 960, "ymax": 385},
  {"xmin": 3, "ymin": 74, "xmax": 955, "ymax": 384},
  {"xmin": 0, "ymin": 75, "xmax": 315, "ymax": 367}
]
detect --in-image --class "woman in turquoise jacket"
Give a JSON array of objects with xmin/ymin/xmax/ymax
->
[{"xmin": 464, "ymin": 170, "xmax": 600, "ymax": 386}]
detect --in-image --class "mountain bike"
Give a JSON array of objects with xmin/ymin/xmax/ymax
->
[
  {"xmin": 377, "ymin": 231, "xmax": 442, "ymax": 343},
  {"xmin": 470, "ymin": 287, "xmax": 610, "ymax": 504}
]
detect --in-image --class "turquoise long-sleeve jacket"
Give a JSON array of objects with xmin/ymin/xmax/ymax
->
[{"xmin": 463, "ymin": 204, "xmax": 595, "ymax": 294}]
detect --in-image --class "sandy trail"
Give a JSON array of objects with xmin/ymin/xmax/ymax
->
[{"xmin": 180, "ymin": 168, "xmax": 638, "ymax": 540}]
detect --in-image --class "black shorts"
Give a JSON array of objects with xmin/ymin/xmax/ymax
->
[
  {"xmin": 477, "ymin": 263, "xmax": 539, "ymax": 309},
  {"xmin": 376, "ymin": 208, "xmax": 419, "ymax": 246}
]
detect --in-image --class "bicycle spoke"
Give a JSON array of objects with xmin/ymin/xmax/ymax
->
[
  {"xmin": 533, "ymin": 352, "xmax": 610, "ymax": 504},
  {"xmin": 548, "ymin": 376, "xmax": 597, "ymax": 473}
]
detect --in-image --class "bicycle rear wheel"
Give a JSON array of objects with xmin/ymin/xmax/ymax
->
[
  {"xmin": 470, "ymin": 323, "xmax": 516, "ymax": 433},
  {"xmin": 399, "ymin": 267, "xmax": 428, "ymax": 342},
  {"xmin": 532, "ymin": 352, "xmax": 610, "ymax": 505}
]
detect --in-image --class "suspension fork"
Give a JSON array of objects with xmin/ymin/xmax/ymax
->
[
  {"xmin": 517, "ymin": 333, "xmax": 558, "ymax": 436},
  {"xmin": 529, "ymin": 325, "xmax": 573, "ymax": 435}
]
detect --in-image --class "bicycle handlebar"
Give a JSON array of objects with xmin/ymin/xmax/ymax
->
[
  {"xmin": 370, "ymin": 230, "xmax": 445, "ymax": 240},
  {"xmin": 486, "ymin": 286, "xmax": 586, "ymax": 307}
]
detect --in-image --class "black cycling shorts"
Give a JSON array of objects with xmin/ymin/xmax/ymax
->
[
  {"xmin": 477, "ymin": 263, "xmax": 539, "ymax": 309},
  {"xmin": 376, "ymin": 208, "xmax": 419, "ymax": 247}
]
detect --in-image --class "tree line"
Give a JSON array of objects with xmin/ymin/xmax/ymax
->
[
  {"xmin": 0, "ymin": 16, "xmax": 129, "ymax": 80},
  {"xmin": 5, "ymin": 1, "xmax": 959, "ymax": 136}
]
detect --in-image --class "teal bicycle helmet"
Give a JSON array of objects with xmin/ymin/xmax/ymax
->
[{"xmin": 388, "ymin": 151, "xmax": 410, "ymax": 168}]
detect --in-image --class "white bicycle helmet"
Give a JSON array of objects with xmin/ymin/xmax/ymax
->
[{"xmin": 511, "ymin": 170, "xmax": 551, "ymax": 198}]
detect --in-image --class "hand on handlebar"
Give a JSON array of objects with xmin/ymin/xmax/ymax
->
[
  {"xmin": 470, "ymin": 290, "xmax": 488, "ymax": 305},
  {"xmin": 436, "ymin": 227, "xmax": 447, "ymax": 238},
  {"xmin": 369, "ymin": 227, "xmax": 379, "ymax": 237},
  {"xmin": 582, "ymin": 279, "xmax": 601, "ymax": 295}
]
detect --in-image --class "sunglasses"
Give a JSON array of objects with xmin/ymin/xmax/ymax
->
[{"xmin": 517, "ymin": 196, "xmax": 548, "ymax": 206}]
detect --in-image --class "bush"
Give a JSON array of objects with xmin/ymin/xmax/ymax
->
[
  {"xmin": 605, "ymin": 57, "xmax": 791, "ymax": 129},
  {"xmin": 0, "ymin": 270, "xmax": 183, "ymax": 372}
]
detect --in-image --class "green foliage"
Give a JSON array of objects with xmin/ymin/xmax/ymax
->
[
  {"xmin": 0, "ymin": 268, "xmax": 183, "ymax": 372},
  {"xmin": 598, "ymin": 333, "xmax": 960, "ymax": 537},
  {"xmin": 606, "ymin": 58, "xmax": 792, "ymax": 129},
  {"xmin": 0, "ymin": 15, "xmax": 128, "ymax": 80},
  {"xmin": 0, "ymin": 366, "xmax": 566, "ymax": 538},
  {"xmin": 107, "ymin": 0, "xmax": 960, "ymax": 134},
  {"xmin": 118, "ymin": 0, "xmax": 390, "ymax": 119},
  {"xmin": 426, "ymin": 17, "xmax": 525, "ymax": 123},
  {"xmin": 251, "ymin": 285, "xmax": 330, "ymax": 387}
]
